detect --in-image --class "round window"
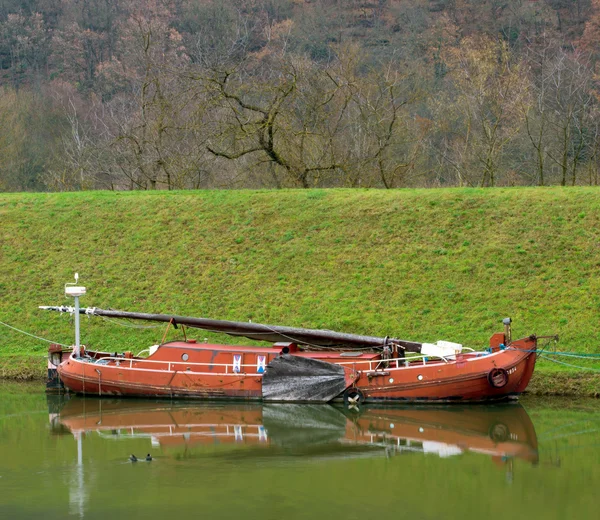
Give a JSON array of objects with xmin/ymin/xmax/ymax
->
[{"xmin": 182, "ymin": 353, "xmax": 189, "ymax": 361}]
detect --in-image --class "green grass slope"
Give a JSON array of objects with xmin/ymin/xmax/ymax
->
[{"xmin": 1, "ymin": 188, "xmax": 599, "ymax": 390}]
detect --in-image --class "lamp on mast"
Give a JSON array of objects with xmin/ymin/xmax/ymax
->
[{"xmin": 65, "ymin": 273, "xmax": 86, "ymax": 357}]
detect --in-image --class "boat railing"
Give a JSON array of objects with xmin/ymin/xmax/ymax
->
[
  {"xmin": 337, "ymin": 350, "xmax": 486, "ymax": 372},
  {"xmin": 75, "ymin": 350, "xmax": 484, "ymax": 375},
  {"xmin": 339, "ymin": 354, "xmax": 450, "ymax": 370},
  {"xmin": 78, "ymin": 354, "xmax": 264, "ymax": 374}
]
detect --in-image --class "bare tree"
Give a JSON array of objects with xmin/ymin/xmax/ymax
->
[
  {"xmin": 205, "ymin": 53, "xmax": 353, "ymax": 188},
  {"xmin": 347, "ymin": 58, "xmax": 427, "ymax": 188},
  {"xmin": 544, "ymin": 48, "xmax": 596, "ymax": 186},
  {"xmin": 441, "ymin": 36, "xmax": 529, "ymax": 187}
]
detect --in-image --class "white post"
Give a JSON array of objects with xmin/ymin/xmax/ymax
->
[
  {"xmin": 74, "ymin": 294, "xmax": 81, "ymax": 357},
  {"xmin": 65, "ymin": 274, "xmax": 86, "ymax": 358}
]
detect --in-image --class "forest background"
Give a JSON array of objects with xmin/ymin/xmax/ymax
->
[{"xmin": 2, "ymin": 0, "xmax": 600, "ymax": 192}]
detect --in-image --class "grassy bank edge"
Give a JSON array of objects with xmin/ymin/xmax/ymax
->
[{"xmin": 2, "ymin": 355, "xmax": 598, "ymax": 398}]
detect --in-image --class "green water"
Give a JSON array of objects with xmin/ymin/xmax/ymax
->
[{"xmin": 0, "ymin": 383, "xmax": 598, "ymax": 520}]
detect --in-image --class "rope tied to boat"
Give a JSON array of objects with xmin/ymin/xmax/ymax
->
[
  {"xmin": 0, "ymin": 320, "xmax": 70, "ymax": 347},
  {"xmin": 511, "ymin": 347, "xmax": 600, "ymax": 372},
  {"xmin": 498, "ymin": 333, "xmax": 600, "ymax": 372},
  {"xmin": 538, "ymin": 355, "xmax": 600, "ymax": 371}
]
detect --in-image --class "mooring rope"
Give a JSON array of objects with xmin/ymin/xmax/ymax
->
[
  {"xmin": 0, "ymin": 320, "xmax": 70, "ymax": 347},
  {"xmin": 509, "ymin": 344, "xmax": 600, "ymax": 371},
  {"xmin": 538, "ymin": 355, "xmax": 600, "ymax": 372},
  {"xmin": 511, "ymin": 347, "xmax": 600, "ymax": 359},
  {"xmin": 544, "ymin": 351, "xmax": 600, "ymax": 359}
]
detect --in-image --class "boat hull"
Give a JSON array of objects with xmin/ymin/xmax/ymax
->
[
  {"xmin": 356, "ymin": 340, "xmax": 537, "ymax": 403},
  {"xmin": 56, "ymin": 336, "xmax": 537, "ymax": 403}
]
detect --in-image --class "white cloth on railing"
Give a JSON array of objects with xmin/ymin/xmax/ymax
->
[{"xmin": 421, "ymin": 341, "xmax": 463, "ymax": 359}]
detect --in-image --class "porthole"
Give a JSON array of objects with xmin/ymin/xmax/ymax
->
[
  {"xmin": 182, "ymin": 353, "xmax": 189, "ymax": 361},
  {"xmin": 389, "ymin": 378, "xmax": 394, "ymax": 384},
  {"xmin": 417, "ymin": 374, "xmax": 423, "ymax": 381}
]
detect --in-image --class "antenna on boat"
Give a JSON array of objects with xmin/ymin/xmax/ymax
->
[{"xmin": 65, "ymin": 273, "xmax": 86, "ymax": 357}]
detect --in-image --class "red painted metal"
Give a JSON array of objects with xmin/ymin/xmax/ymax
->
[{"xmin": 54, "ymin": 332, "xmax": 538, "ymax": 403}]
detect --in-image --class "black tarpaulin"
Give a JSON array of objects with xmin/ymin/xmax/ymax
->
[{"xmin": 262, "ymin": 355, "xmax": 353, "ymax": 402}]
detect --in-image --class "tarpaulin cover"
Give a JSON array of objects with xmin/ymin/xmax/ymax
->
[{"xmin": 262, "ymin": 355, "xmax": 353, "ymax": 402}]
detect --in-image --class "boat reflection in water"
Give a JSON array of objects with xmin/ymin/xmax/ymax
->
[
  {"xmin": 49, "ymin": 397, "xmax": 538, "ymax": 472},
  {"xmin": 49, "ymin": 399, "xmax": 538, "ymax": 515}
]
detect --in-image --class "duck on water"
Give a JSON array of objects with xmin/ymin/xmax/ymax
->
[{"xmin": 129, "ymin": 454, "xmax": 152, "ymax": 462}]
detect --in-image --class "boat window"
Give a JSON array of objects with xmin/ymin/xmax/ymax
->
[{"xmin": 181, "ymin": 353, "xmax": 189, "ymax": 361}]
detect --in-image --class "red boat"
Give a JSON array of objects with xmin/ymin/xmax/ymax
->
[{"xmin": 43, "ymin": 279, "xmax": 540, "ymax": 404}]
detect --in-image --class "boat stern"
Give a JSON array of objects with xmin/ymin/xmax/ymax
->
[{"xmin": 46, "ymin": 343, "xmax": 72, "ymax": 393}]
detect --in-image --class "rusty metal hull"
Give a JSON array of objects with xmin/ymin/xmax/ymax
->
[{"xmin": 55, "ymin": 335, "xmax": 537, "ymax": 403}]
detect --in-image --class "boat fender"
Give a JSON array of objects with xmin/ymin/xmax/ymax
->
[
  {"xmin": 343, "ymin": 387, "xmax": 364, "ymax": 407},
  {"xmin": 50, "ymin": 352, "xmax": 62, "ymax": 367},
  {"xmin": 488, "ymin": 368, "xmax": 509, "ymax": 388}
]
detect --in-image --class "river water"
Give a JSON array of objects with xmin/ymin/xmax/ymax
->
[{"xmin": 0, "ymin": 383, "xmax": 598, "ymax": 520}]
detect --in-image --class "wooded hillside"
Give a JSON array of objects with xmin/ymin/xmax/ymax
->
[{"xmin": 1, "ymin": 0, "xmax": 600, "ymax": 191}]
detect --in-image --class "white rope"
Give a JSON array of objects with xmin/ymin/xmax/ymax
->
[{"xmin": 0, "ymin": 320, "xmax": 70, "ymax": 347}]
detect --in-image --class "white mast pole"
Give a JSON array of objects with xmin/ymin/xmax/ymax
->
[
  {"xmin": 65, "ymin": 274, "xmax": 86, "ymax": 357},
  {"xmin": 74, "ymin": 293, "xmax": 81, "ymax": 355}
]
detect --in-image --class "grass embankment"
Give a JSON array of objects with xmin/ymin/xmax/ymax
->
[{"xmin": 1, "ymin": 188, "xmax": 599, "ymax": 395}]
